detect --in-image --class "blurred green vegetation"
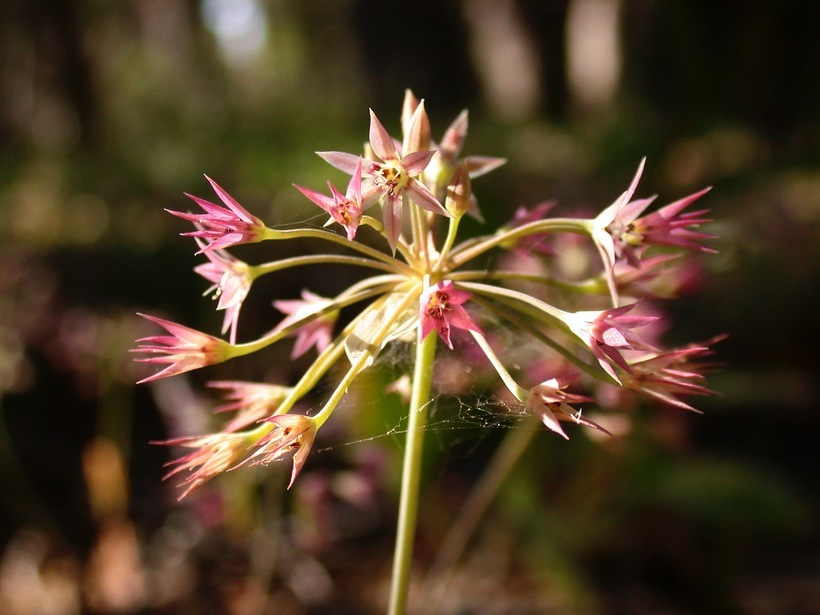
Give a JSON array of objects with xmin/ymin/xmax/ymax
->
[{"xmin": 0, "ymin": 1, "xmax": 817, "ymax": 613}]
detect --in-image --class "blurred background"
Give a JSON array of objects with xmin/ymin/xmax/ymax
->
[{"xmin": 0, "ymin": 0, "xmax": 817, "ymax": 613}]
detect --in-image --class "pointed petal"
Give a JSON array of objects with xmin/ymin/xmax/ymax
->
[
  {"xmin": 539, "ymin": 405, "xmax": 570, "ymax": 440},
  {"xmin": 446, "ymin": 304, "xmax": 482, "ymax": 335},
  {"xmin": 402, "ymin": 99, "xmax": 431, "ymax": 154},
  {"xmin": 465, "ymin": 155, "xmax": 507, "ymax": 178},
  {"xmin": 623, "ymin": 157, "xmax": 647, "ymax": 205},
  {"xmin": 656, "ymin": 186, "xmax": 712, "ymax": 218},
  {"xmin": 617, "ymin": 196, "xmax": 657, "ymax": 225},
  {"xmin": 293, "ymin": 184, "xmax": 336, "ymax": 214},
  {"xmin": 401, "ymin": 149, "xmax": 436, "ymax": 176},
  {"xmin": 401, "ymin": 89, "xmax": 420, "ymax": 136},
  {"xmin": 441, "ymin": 109, "xmax": 470, "ymax": 159},
  {"xmin": 346, "ymin": 159, "xmax": 363, "ymax": 202},
  {"xmin": 406, "ymin": 179, "xmax": 450, "ymax": 217},
  {"xmin": 369, "ymin": 109, "xmax": 399, "ymax": 161},
  {"xmin": 382, "ymin": 193, "xmax": 402, "ymax": 253},
  {"xmin": 204, "ymin": 176, "xmax": 256, "ymax": 223},
  {"xmin": 316, "ymin": 151, "xmax": 366, "ymax": 175}
]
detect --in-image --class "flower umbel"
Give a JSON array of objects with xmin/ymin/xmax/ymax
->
[
  {"xmin": 135, "ymin": 92, "xmax": 719, "ymax": 615},
  {"xmin": 592, "ymin": 160, "xmax": 715, "ymax": 304}
]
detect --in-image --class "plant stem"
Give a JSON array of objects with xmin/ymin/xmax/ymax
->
[{"xmin": 388, "ymin": 329, "xmax": 438, "ymax": 615}]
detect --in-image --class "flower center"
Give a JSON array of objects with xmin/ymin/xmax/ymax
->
[
  {"xmin": 425, "ymin": 290, "xmax": 448, "ymax": 319},
  {"xmin": 373, "ymin": 161, "xmax": 409, "ymax": 196},
  {"xmin": 337, "ymin": 199, "xmax": 361, "ymax": 225},
  {"xmin": 610, "ymin": 221, "xmax": 644, "ymax": 247}
]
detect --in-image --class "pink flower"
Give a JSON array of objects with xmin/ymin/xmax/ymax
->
[
  {"xmin": 593, "ymin": 160, "xmax": 714, "ymax": 304},
  {"xmin": 158, "ymin": 432, "xmax": 249, "ymax": 500},
  {"xmin": 208, "ymin": 380, "xmax": 293, "ymax": 432},
  {"xmin": 609, "ymin": 253, "xmax": 682, "ymax": 300},
  {"xmin": 622, "ymin": 345, "xmax": 717, "ymax": 411},
  {"xmin": 317, "ymin": 108, "xmax": 449, "ymax": 251},
  {"xmin": 630, "ymin": 188, "xmax": 715, "ymax": 252},
  {"xmin": 419, "ymin": 280, "xmax": 481, "ymax": 349},
  {"xmin": 167, "ymin": 176, "xmax": 267, "ymax": 252},
  {"xmin": 132, "ymin": 313, "xmax": 231, "ymax": 383},
  {"xmin": 193, "ymin": 240, "xmax": 253, "ymax": 344},
  {"xmin": 294, "ymin": 159, "xmax": 363, "ymax": 241},
  {"xmin": 526, "ymin": 376, "xmax": 592, "ymax": 440},
  {"xmin": 242, "ymin": 414, "xmax": 317, "ymax": 488},
  {"xmin": 566, "ymin": 304, "xmax": 658, "ymax": 384},
  {"xmin": 526, "ymin": 375, "xmax": 610, "ymax": 439},
  {"xmin": 273, "ymin": 290, "xmax": 338, "ymax": 358}
]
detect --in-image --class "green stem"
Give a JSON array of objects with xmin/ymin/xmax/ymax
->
[
  {"xmin": 231, "ymin": 283, "xmax": 396, "ymax": 357},
  {"xmin": 263, "ymin": 227, "xmax": 417, "ymax": 276},
  {"xmin": 388, "ymin": 329, "xmax": 438, "ymax": 615},
  {"xmin": 433, "ymin": 215, "xmax": 461, "ymax": 272},
  {"xmin": 469, "ymin": 331, "xmax": 528, "ymax": 401},
  {"xmin": 450, "ymin": 269, "xmax": 606, "ymax": 295},
  {"xmin": 409, "ymin": 197, "xmax": 430, "ymax": 270},
  {"xmin": 253, "ymin": 254, "xmax": 402, "ymax": 277},
  {"xmin": 447, "ymin": 218, "xmax": 591, "ymax": 269},
  {"xmin": 457, "ymin": 280, "xmax": 571, "ymax": 325},
  {"xmin": 361, "ymin": 215, "xmax": 419, "ymax": 266}
]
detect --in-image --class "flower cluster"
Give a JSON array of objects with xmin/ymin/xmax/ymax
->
[{"xmin": 134, "ymin": 91, "xmax": 718, "ymax": 498}]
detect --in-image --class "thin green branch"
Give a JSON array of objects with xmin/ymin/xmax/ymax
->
[
  {"xmin": 253, "ymin": 254, "xmax": 403, "ymax": 277},
  {"xmin": 263, "ymin": 227, "xmax": 417, "ymax": 276},
  {"xmin": 313, "ymin": 288, "xmax": 419, "ymax": 427},
  {"xmin": 447, "ymin": 218, "xmax": 592, "ymax": 269},
  {"xmin": 231, "ymin": 283, "xmax": 397, "ymax": 358}
]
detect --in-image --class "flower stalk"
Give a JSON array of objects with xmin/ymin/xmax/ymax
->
[{"xmin": 388, "ymin": 323, "xmax": 438, "ymax": 615}]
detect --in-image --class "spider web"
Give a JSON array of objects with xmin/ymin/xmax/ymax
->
[{"xmin": 311, "ymin": 391, "xmax": 531, "ymax": 458}]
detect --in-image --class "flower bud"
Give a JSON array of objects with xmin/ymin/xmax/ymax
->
[{"xmin": 444, "ymin": 162, "xmax": 472, "ymax": 219}]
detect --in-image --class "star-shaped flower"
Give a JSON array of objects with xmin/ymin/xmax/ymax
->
[
  {"xmin": 622, "ymin": 345, "xmax": 717, "ymax": 411},
  {"xmin": 242, "ymin": 414, "xmax": 317, "ymax": 489},
  {"xmin": 592, "ymin": 160, "xmax": 715, "ymax": 304},
  {"xmin": 565, "ymin": 303, "xmax": 658, "ymax": 383},
  {"xmin": 168, "ymin": 176, "xmax": 267, "ymax": 253},
  {"xmin": 526, "ymin": 375, "xmax": 596, "ymax": 439},
  {"xmin": 132, "ymin": 314, "xmax": 232, "ymax": 383},
  {"xmin": 419, "ymin": 280, "xmax": 482, "ymax": 349},
  {"xmin": 294, "ymin": 160, "xmax": 364, "ymax": 240},
  {"xmin": 158, "ymin": 432, "xmax": 249, "ymax": 500},
  {"xmin": 193, "ymin": 239, "xmax": 254, "ymax": 344},
  {"xmin": 317, "ymin": 107, "xmax": 450, "ymax": 251}
]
